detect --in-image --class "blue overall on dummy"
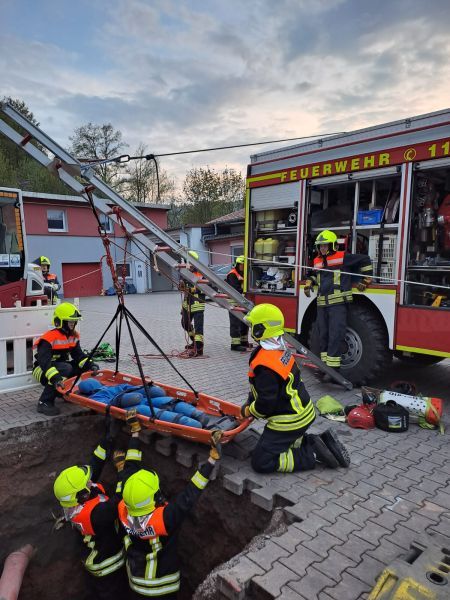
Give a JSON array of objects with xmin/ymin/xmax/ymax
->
[{"xmin": 78, "ymin": 379, "xmax": 206, "ymax": 428}]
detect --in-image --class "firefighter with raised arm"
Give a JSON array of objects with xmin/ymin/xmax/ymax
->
[
  {"xmin": 52, "ymin": 413, "xmax": 138, "ymax": 600},
  {"xmin": 241, "ymin": 303, "xmax": 350, "ymax": 473},
  {"xmin": 34, "ymin": 255, "xmax": 61, "ymax": 304},
  {"xmin": 304, "ymin": 230, "xmax": 373, "ymax": 378},
  {"xmin": 118, "ymin": 412, "xmax": 223, "ymax": 599},
  {"xmin": 32, "ymin": 302, "xmax": 98, "ymax": 415},
  {"xmin": 180, "ymin": 250, "xmax": 206, "ymax": 356},
  {"xmin": 226, "ymin": 255, "xmax": 251, "ymax": 351}
]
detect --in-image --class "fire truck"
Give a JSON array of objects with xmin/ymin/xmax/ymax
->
[
  {"xmin": 0, "ymin": 187, "xmax": 46, "ymax": 308},
  {"xmin": 245, "ymin": 110, "xmax": 450, "ymax": 384}
]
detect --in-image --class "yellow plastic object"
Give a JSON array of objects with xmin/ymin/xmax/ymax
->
[
  {"xmin": 254, "ymin": 238, "xmax": 265, "ymax": 260},
  {"xmin": 263, "ymin": 238, "xmax": 279, "ymax": 260}
]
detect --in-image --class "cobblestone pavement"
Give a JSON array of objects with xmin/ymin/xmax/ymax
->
[{"xmin": 1, "ymin": 293, "xmax": 450, "ymax": 599}]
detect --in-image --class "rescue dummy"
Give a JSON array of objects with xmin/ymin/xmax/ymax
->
[
  {"xmin": 179, "ymin": 250, "xmax": 205, "ymax": 356},
  {"xmin": 304, "ymin": 230, "xmax": 373, "ymax": 377},
  {"xmin": 242, "ymin": 303, "xmax": 350, "ymax": 472},
  {"xmin": 118, "ymin": 421, "xmax": 223, "ymax": 599},
  {"xmin": 34, "ymin": 255, "xmax": 61, "ymax": 304},
  {"xmin": 52, "ymin": 412, "xmax": 142, "ymax": 600},
  {"xmin": 33, "ymin": 302, "xmax": 98, "ymax": 415},
  {"xmin": 226, "ymin": 255, "xmax": 251, "ymax": 351}
]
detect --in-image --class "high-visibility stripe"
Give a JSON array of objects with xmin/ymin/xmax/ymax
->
[
  {"xmin": 267, "ymin": 401, "xmax": 315, "ymax": 431},
  {"xmin": 354, "ymin": 287, "xmax": 396, "ymax": 295},
  {"xmin": 79, "ymin": 357, "xmax": 88, "ymax": 368},
  {"xmin": 395, "ymin": 345, "xmax": 450, "ymax": 358},
  {"xmin": 231, "ymin": 337, "xmax": 241, "ymax": 344},
  {"xmin": 194, "ymin": 334, "xmax": 204, "ymax": 342},
  {"xmin": 125, "ymin": 448, "xmax": 142, "ymax": 461},
  {"xmin": 191, "ymin": 471, "xmax": 208, "ymax": 490},
  {"xmin": 361, "ymin": 264, "xmax": 373, "ymax": 272},
  {"xmin": 248, "ymin": 401, "xmax": 265, "ymax": 419},
  {"xmin": 33, "ymin": 367, "xmax": 43, "ymax": 381},
  {"xmin": 326, "ymin": 356, "xmax": 341, "ymax": 367},
  {"xmin": 45, "ymin": 366, "xmax": 59, "ymax": 380},
  {"xmin": 85, "ymin": 548, "xmax": 125, "ymax": 576},
  {"xmin": 128, "ymin": 563, "xmax": 180, "ymax": 588},
  {"xmin": 320, "ymin": 352, "xmax": 327, "ymax": 361},
  {"xmin": 93, "ymin": 445, "xmax": 106, "ymax": 460}
]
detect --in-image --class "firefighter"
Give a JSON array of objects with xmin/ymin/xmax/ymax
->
[
  {"xmin": 226, "ymin": 255, "xmax": 251, "ymax": 351},
  {"xmin": 52, "ymin": 411, "xmax": 140, "ymax": 600},
  {"xmin": 33, "ymin": 302, "xmax": 98, "ymax": 415},
  {"xmin": 242, "ymin": 303, "xmax": 350, "ymax": 473},
  {"xmin": 118, "ymin": 421, "xmax": 223, "ymax": 599},
  {"xmin": 180, "ymin": 250, "xmax": 205, "ymax": 356},
  {"xmin": 34, "ymin": 255, "xmax": 61, "ymax": 304},
  {"xmin": 304, "ymin": 230, "xmax": 373, "ymax": 376}
]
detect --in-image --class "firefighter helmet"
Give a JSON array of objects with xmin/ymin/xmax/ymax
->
[
  {"xmin": 244, "ymin": 303, "xmax": 285, "ymax": 341},
  {"xmin": 35, "ymin": 256, "xmax": 51, "ymax": 267},
  {"xmin": 123, "ymin": 469, "xmax": 160, "ymax": 517},
  {"xmin": 347, "ymin": 404, "xmax": 375, "ymax": 429},
  {"xmin": 235, "ymin": 255, "xmax": 245, "ymax": 265},
  {"xmin": 53, "ymin": 302, "xmax": 82, "ymax": 328},
  {"xmin": 188, "ymin": 250, "xmax": 199, "ymax": 260},
  {"xmin": 315, "ymin": 230, "xmax": 338, "ymax": 251},
  {"xmin": 54, "ymin": 465, "xmax": 91, "ymax": 507}
]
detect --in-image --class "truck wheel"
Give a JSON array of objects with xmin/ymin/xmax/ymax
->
[
  {"xmin": 393, "ymin": 351, "xmax": 444, "ymax": 367},
  {"xmin": 309, "ymin": 304, "xmax": 392, "ymax": 386}
]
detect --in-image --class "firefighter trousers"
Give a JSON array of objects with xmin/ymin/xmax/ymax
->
[
  {"xmin": 38, "ymin": 361, "xmax": 80, "ymax": 406},
  {"xmin": 316, "ymin": 304, "xmax": 348, "ymax": 368},
  {"xmin": 181, "ymin": 307, "xmax": 204, "ymax": 348},
  {"xmin": 229, "ymin": 313, "xmax": 249, "ymax": 346},
  {"xmin": 87, "ymin": 567, "xmax": 128, "ymax": 600},
  {"xmin": 251, "ymin": 425, "xmax": 316, "ymax": 474}
]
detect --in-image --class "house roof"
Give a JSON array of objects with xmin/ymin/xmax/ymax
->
[
  {"xmin": 206, "ymin": 209, "xmax": 244, "ymax": 225},
  {"xmin": 22, "ymin": 191, "xmax": 170, "ymax": 210}
]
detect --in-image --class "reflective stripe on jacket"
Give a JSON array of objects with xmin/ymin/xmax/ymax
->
[
  {"xmin": 33, "ymin": 328, "xmax": 79, "ymax": 351},
  {"xmin": 248, "ymin": 347, "xmax": 315, "ymax": 432}
]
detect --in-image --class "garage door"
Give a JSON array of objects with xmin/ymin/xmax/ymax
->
[{"xmin": 62, "ymin": 263, "xmax": 102, "ymax": 298}]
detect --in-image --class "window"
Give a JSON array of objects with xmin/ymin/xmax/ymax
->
[
  {"xmin": 231, "ymin": 245, "xmax": 244, "ymax": 259},
  {"xmin": 47, "ymin": 209, "xmax": 66, "ymax": 232},
  {"xmin": 115, "ymin": 262, "xmax": 131, "ymax": 278},
  {"xmin": 99, "ymin": 213, "xmax": 114, "ymax": 234}
]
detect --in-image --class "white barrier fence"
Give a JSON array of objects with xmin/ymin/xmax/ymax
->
[{"xmin": 0, "ymin": 301, "xmax": 53, "ymax": 393}]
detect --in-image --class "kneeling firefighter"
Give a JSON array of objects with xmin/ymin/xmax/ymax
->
[
  {"xmin": 118, "ymin": 428, "xmax": 223, "ymax": 598},
  {"xmin": 52, "ymin": 413, "xmax": 141, "ymax": 600},
  {"xmin": 226, "ymin": 255, "xmax": 251, "ymax": 351},
  {"xmin": 304, "ymin": 230, "xmax": 373, "ymax": 375},
  {"xmin": 33, "ymin": 302, "xmax": 98, "ymax": 415},
  {"xmin": 241, "ymin": 303, "xmax": 350, "ymax": 473},
  {"xmin": 180, "ymin": 250, "xmax": 205, "ymax": 356}
]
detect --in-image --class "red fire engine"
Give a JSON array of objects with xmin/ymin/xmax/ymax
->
[{"xmin": 245, "ymin": 110, "xmax": 450, "ymax": 384}]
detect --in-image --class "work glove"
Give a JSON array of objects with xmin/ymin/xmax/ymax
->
[
  {"xmin": 53, "ymin": 376, "xmax": 65, "ymax": 392},
  {"xmin": 356, "ymin": 277, "xmax": 372, "ymax": 292},
  {"xmin": 209, "ymin": 430, "xmax": 223, "ymax": 461},
  {"xmin": 240, "ymin": 404, "xmax": 251, "ymax": 418},
  {"xmin": 90, "ymin": 363, "xmax": 100, "ymax": 374},
  {"xmin": 304, "ymin": 280, "xmax": 313, "ymax": 298},
  {"xmin": 126, "ymin": 408, "xmax": 141, "ymax": 434},
  {"xmin": 113, "ymin": 450, "xmax": 126, "ymax": 473}
]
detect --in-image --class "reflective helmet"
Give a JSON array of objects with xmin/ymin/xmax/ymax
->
[
  {"xmin": 315, "ymin": 230, "xmax": 338, "ymax": 251},
  {"xmin": 188, "ymin": 250, "xmax": 199, "ymax": 261},
  {"xmin": 35, "ymin": 256, "xmax": 51, "ymax": 267},
  {"xmin": 235, "ymin": 255, "xmax": 245, "ymax": 265},
  {"xmin": 123, "ymin": 469, "xmax": 160, "ymax": 517},
  {"xmin": 53, "ymin": 302, "xmax": 82, "ymax": 328},
  {"xmin": 244, "ymin": 303, "xmax": 284, "ymax": 341},
  {"xmin": 54, "ymin": 465, "xmax": 91, "ymax": 507},
  {"xmin": 347, "ymin": 404, "xmax": 375, "ymax": 429}
]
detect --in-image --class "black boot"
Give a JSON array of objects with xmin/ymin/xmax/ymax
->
[
  {"xmin": 311, "ymin": 435, "xmax": 339, "ymax": 468},
  {"xmin": 231, "ymin": 344, "xmax": 248, "ymax": 352},
  {"xmin": 37, "ymin": 402, "xmax": 60, "ymax": 416},
  {"xmin": 321, "ymin": 429, "xmax": 350, "ymax": 467}
]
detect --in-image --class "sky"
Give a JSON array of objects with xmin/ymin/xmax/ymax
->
[{"xmin": 1, "ymin": 0, "xmax": 450, "ymax": 190}]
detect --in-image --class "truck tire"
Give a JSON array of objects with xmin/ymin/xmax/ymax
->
[
  {"xmin": 393, "ymin": 351, "xmax": 445, "ymax": 367},
  {"xmin": 309, "ymin": 303, "xmax": 391, "ymax": 386}
]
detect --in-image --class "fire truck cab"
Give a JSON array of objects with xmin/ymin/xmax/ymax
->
[
  {"xmin": 245, "ymin": 110, "xmax": 450, "ymax": 384},
  {"xmin": 0, "ymin": 187, "xmax": 46, "ymax": 308}
]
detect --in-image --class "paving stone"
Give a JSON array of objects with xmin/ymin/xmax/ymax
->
[
  {"xmin": 334, "ymin": 491, "xmax": 368, "ymax": 510},
  {"xmin": 315, "ymin": 548, "xmax": 358, "ymax": 582},
  {"xmin": 284, "ymin": 502, "xmax": 330, "ymax": 527},
  {"xmin": 303, "ymin": 530, "xmax": 343, "ymax": 558},
  {"xmin": 381, "ymin": 524, "xmax": 416, "ymax": 551},
  {"xmin": 251, "ymin": 486, "xmax": 287, "ymax": 511},
  {"xmin": 366, "ymin": 537, "xmax": 407, "ymax": 564},
  {"xmin": 323, "ymin": 572, "xmax": 371, "ymax": 600},
  {"xmin": 250, "ymin": 562, "xmax": 299, "ymax": 600},
  {"xmin": 217, "ymin": 556, "xmax": 265, "ymax": 600},
  {"xmin": 401, "ymin": 512, "xmax": 438, "ymax": 534},
  {"xmin": 350, "ymin": 481, "xmax": 380, "ymax": 500},
  {"xmin": 367, "ymin": 508, "xmax": 408, "ymax": 533},
  {"xmin": 428, "ymin": 514, "xmax": 450, "ymax": 538},
  {"xmin": 381, "ymin": 497, "xmax": 421, "ymax": 517},
  {"xmin": 312, "ymin": 501, "xmax": 350, "ymax": 525},
  {"xmin": 418, "ymin": 501, "xmax": 448, "ymax": 522},
  {"xmin": 288, "ymin": 567, "xmax": 336, "ymax": 600},
  {"xmin": 426, "ymin": 492, "xmax": 450, "ymax": 511},
  {"xmin": 342, "ymin": 505, "xmax": 375, "ymax": 527},
  {"xmin": 353, "ymin": 520, "xmax": 390, "ymax": 544},
  {"xmin": 323, "ymin": 516, "xmax": 362, "ymax": 542},
  {"xmin": 246, "ymin": 540, "xmax": 291, "ymax": 572},
  {"xmin": 273, "ymin": 525, "xmax": 313, "ymax": 553},
  {"xmin": 347, "ymin": 554, "xmax": 386, "ymax": 586},
  {"xmin": 280, "ymin": 546, "xmax": 322, "ymax": 578},
  {"xmin": 277, "ymin": 585, "xmax": 306, "ymax": 600}
]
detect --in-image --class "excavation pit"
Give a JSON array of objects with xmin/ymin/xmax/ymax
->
[{"xmin": 0, "ymin": 415, "xmax": 272, "ymax": 599}]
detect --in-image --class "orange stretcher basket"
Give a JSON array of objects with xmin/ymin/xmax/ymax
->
[{"xmin": 61, "ymin": 369, "xmax": 253, "ymax": 445}]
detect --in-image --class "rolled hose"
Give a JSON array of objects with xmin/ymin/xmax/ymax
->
[{"xmin": 0, "ymin": 544, "xmax": 35, "ymax": 600}]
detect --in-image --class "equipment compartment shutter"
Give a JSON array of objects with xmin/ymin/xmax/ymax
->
[
  {"xmin": 251, "ymin": 182, "xmax": 300, "ymax": 210},
  {"xmin": 62, "ymin": 262, "xmax": 102, "ymax": 298}
]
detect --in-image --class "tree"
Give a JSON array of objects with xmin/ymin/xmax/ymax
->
[
  {"xmin": 69, "ymin": 122, "xmax": 128, "ymax": 188},
  {"xmin": 181, "ymin": 166, "xmax": 245, "ymax": 224},
  {"xmin": 123, "ymin": 143, "xmax": 175, "ymax": 203}
]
